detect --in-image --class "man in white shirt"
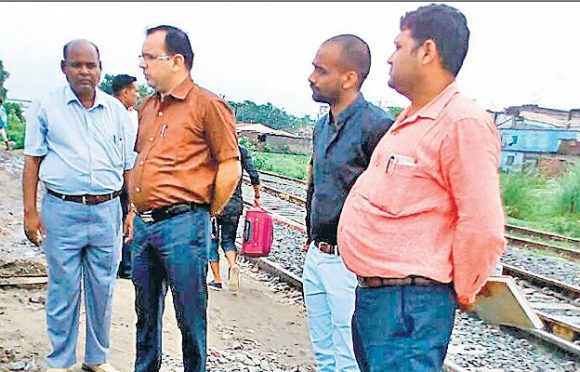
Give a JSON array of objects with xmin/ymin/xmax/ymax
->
[{"xmin": 112, "ymin": 74, "xmax": 140, "ymax": 279}]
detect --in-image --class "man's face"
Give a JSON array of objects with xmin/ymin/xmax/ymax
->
[
  {"xmin": 123, "ymin": 82, "xmax": 140, "ymax": 108},
  {"xmin": 387, "ymin": 29, "xmax": 420, "ymax": 95},
  {"xmin": 308, "ymin": 42, "xmax": 345, "ymax": 105},
  {"xmin": 139, "ymin": 31, "xmax": 174, "ymax": 94},
  {"xmin": 61, "ymin": 42, "xmax": 101, "ymax": 97}
]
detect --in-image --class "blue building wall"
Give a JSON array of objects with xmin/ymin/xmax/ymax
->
[{"xmin": 499, "ymin": 129, "xmax": 579, "ymax": 171}]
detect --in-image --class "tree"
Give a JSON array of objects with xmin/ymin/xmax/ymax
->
[
  {"xmin": 227, "ymin": 99, "xmax": 314, "ymax": 134},
  {"xmin": 0, "ymin": 59, "xmax": 10, "ymax": 101},
  {"xmin": 388, "ymin": 106, "xmax": 404, "ymax": 118}
]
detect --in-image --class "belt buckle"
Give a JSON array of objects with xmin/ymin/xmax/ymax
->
[
  {"xmin": 139, "ymin": 211, "xmax": 154, "ymax": 223},
  {"xmin": 82, "ymin": 195, "xmax": 87, "ymax": 205},
  {"xmin": 317, "ymin": 241, "xmax": 336, "ymax": 255}
]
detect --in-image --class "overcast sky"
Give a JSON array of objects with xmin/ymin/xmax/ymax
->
[{"xmin": 1, "ymin": 2, "xmax": 578, "ymax": 118}]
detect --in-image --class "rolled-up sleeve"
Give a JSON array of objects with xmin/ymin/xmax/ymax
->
[
  {"xmin": 442, "ymin": 116, "xmax": 507, "ymax": 304},
  {"xmin": 205, "ymin": 99, "xmax": 240, "ymax": 163},
  {"xmin": 241, "ymin": 147, "xmax": 260, "ymax": 185},
  {"xmin": 24, "ymin": 101, "xmax": 49, "ymax": 157},
  {"xmin": 120, "ymin": 109, "xmax": 137, "ymax": 170}
]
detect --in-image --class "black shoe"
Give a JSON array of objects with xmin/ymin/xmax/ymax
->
[
  {"xmin": 117, "ymin": 271, "xmax": 131, "ymax": 280},
  {"xmin": 208, "ymin": 281, "xmax": 223, "ymax": 291}
]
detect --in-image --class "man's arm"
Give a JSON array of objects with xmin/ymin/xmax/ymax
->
[
  {"xmin": 123, "ymin": 170, "xmax": 136, "ymax": 244},
  {"xmin": 442, "ymin": 116, "xmax": 507, "ymax": 307},
  {"xmin": 212, "ymin": 158, "xmax": 241, "ymax": 216},
  {"xmin": 241, "ymin": 147, "xmax": 262, "ymax": 207},
  {"xmin": 22, "ymin": 155, "xmax": 45, "ymax": 246},
  {"xmin": 302, "ymin": 161, "xmax": 314, "ymax": 251}
]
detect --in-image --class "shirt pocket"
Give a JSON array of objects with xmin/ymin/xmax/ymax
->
[{"xmin": 366, "ymin": 155, "xmax": 446, "ymax": 217}]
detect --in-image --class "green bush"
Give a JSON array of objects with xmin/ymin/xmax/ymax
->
[
  {"xmin": 500, "ymin": 170, "xmax": 541, "ymax": 219},
  {"xmin": 4, "ymin": 105, "xmax": 25, "ymax": 149},
  {"xmin": 553, "ymin": 164, "xmax": 580, "ymax": 214}
]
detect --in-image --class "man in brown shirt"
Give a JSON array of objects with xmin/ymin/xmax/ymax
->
[{"xmin": 126, "ymin": 25, "xmax": 241, "ymax": 372}]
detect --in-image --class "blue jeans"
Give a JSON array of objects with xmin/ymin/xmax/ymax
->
[
  {"xmin": 352, "ymin": 283, "xmax": 457, "ymax": 372},
  {"xmin": 208, "ymin": 215, "xmax": 239, "ymax": 262},
  {"xmin": 302, "ymin": 243, "xmax": 359, "ymax": 372},
  {"xmin": 132, "ymin": 208, "xmax": 210, "ymax": 372},
  {"xmin": 41, "ymin": 193, "xmax": 122, "ymax": 368}
]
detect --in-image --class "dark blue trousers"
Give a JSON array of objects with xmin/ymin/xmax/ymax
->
[
  {"xmin": 131, "ymin": 209, "xmax": 210, "ymax": 372},
  {"xmin": 352, "ymin": 283, "xmax": 457, "ymax": 372}
]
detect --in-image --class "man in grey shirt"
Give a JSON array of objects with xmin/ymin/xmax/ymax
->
[{"xmin": 303, "ymin": 34, "xmax": 394, "ymax": 371}]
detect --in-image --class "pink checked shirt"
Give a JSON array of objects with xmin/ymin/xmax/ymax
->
[{"xmin": 337, "ymin": 82, "xmax": 507, "ymax": 305}]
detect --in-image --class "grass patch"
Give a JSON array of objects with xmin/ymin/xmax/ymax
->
[
  {"xmin": 250, "ymin": 151, "xmax": 309, "ymax": 180},
  {"xmin": 501, "ymin": 165, "xmax": 580, "ymax": 238}
]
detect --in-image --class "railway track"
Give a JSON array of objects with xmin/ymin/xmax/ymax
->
[
  {"xmin": 246, "ymin": 171, "xmax": 580, "ymax": 262},
  {"xmin": 240, "ymin": 177, "xmax": 580, "ymax": 361}
]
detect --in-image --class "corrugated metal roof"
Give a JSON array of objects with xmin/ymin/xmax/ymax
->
[{"xmin": 236, "ymin": 123, "xmax": 298, "ymax": 138}]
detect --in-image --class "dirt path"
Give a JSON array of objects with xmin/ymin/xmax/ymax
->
[{"xmin": 0, "ymin": 151, "xmax": 314, "ymax": 371}]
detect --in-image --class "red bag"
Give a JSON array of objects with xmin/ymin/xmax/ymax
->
[{"xmin": 242, "ymin": 207, "xmax": 274, "ymax": 257}]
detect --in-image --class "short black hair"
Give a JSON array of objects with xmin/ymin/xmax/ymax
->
[
  {"xmin": 146, "ymin": 25, "xmax": 194, "ymax": 70},
  {"xmin": 62, "ymin": 39, "xmax": 101, "ymax": 60},
  {"xmin": 400, "ymin": 3, "xmax": 469, "ymax": 76},
  {"xmin": 112, "ymin": 74, "xmax": 137, "ymax": 95},
  {"xmin": 324, "ymin": 34, "xmax": 371, "ymax": 90}
]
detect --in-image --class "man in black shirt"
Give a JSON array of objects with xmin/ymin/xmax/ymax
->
[
  {"xmin": 208, "ymin": 145, "xmax": 261, "ymax": 293},
  {"xmin": 303, "ymin": 34, "xmax": 394, "ymax": 371}
]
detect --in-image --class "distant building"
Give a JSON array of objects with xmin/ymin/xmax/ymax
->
[
  {"xmin": 498, "ymin": 104, "xmax": 580, "ymax": 129},
  {"xmin": 497, "ymin": 106, "xmax": 579, "ymax": 175},
  {"xmin": 237, "ymin": 122, "xmax": 312, "ymax": 155}
]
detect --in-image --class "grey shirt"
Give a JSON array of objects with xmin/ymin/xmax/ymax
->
[{"xmin": 307, "ymin": 94, "xmax": 394, "ymax": 245}]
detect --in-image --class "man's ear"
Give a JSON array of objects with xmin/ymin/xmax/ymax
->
[
  {"xmin": 342, "ymin": 71, "xmax": 359, "ymax": 90},
  {"xmin": 172, "ymin": 54, "xmax": 185, "ymax": 72},
  {"xmin": 60, "ymin": 60, "xmax": 66, "ymax": 74},
  {"xmin": 420, "ymin": 39, "xmax": 438, "ymax": 66}
]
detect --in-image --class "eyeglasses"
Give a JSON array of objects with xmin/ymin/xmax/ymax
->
[{"xmin": 138, "ymin": 54, "xmax": 173, "ymax": 62}]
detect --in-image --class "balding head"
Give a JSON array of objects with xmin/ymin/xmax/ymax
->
[
  {"xmin": 322, "ymin": 34, "xmax": 371, "ymax": 90},
  {"xmin": 60, "ymin": 39, "xmax": 102, "ymax": 101},
  {"xmin": 63, "ymin": 39, "xmax": 100, "ymax": 61}
]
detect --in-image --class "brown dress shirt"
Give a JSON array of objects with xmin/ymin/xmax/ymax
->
[{"xmin": 131, "ymin": 77, "xmax": 239, "ymax": 211}]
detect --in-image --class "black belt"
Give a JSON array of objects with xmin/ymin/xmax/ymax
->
[
  {"xmin": 47, "ymin": 189, "xmax": 121, "ymax": 205},
  {"xmin": 314, "ymin": 241, "xmax": 339, "ymax": 255},
  {"xmin": 357, "ymin": 276, "xmax": 443, "ymax": 288},
  {"xmin": 138, "ymin": 202, "xmax": 209, "ymax": 224}
]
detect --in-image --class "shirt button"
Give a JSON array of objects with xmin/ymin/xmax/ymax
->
[
  {"xmin": 135, "ymin": 187, "xmax": 141, "ymax": 192},
  {"xmin": 158, "ymin": 112, "xmax": 163, "ymax": 117},
  {"xmin": 148, "ymin": 137, "xmax": 154, "ymax": 142},
  {"xmin": 139, "ymin": 160, "xmax": 144, "ymax": 166}
]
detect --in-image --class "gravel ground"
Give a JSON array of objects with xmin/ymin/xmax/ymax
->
[
  {"xmin": 255, "ymin": 174, "xmax": 307, "ymax": 200},
  {"xmin": 236, "ymin": 215, "xmax": 580, "ymax": 371},
  {"xmin": 502, "ymin": 247, "xmax": 580, "ymax": 287}
]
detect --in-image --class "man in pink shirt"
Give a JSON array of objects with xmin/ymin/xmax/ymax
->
[{"xmin": 337, "ymin": 4, "xmax": 507, "ymax": 371}]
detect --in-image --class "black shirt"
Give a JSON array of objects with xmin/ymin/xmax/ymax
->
[
  {"xmin": 222, "ymin": 145, "xmax": 260, "ymax": 217},
  {"xmin": 307, "ymin": 94, "xmax": 394, "ymax": 245}
]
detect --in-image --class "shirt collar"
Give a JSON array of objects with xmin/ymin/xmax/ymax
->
[
  {"xmin": 399, "ymin": 82, "xmax": 459, "ymax": 124},
  {"xmin": 331, "ymin": 94, "xmax": 365, "ymax": 125},
  {"xmin": 165, "ymin": 76, "xmax": 195, "ymax": 101},
  {"xmin": 64, "ymin": 84, "xmax": 106, "ymax": 109}
]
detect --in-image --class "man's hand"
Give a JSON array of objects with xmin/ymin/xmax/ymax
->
[
  {"xmin": 458, "ymin": 281, "xmax": 493, "ymax": 313},
  {"xmin": 254, "ymin": 198, "xmax": 263, "ymax": 208},
  {"xmin": 124, "ymin": 210, "xmax": 135, "ymax": 244},
  {"xmin": 458, "ymin": 300, "xmax": 477, "ymax": 313},
  {"xmin": 23, "ymin": 210, "xmax": 45, "ymax": 246}
]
